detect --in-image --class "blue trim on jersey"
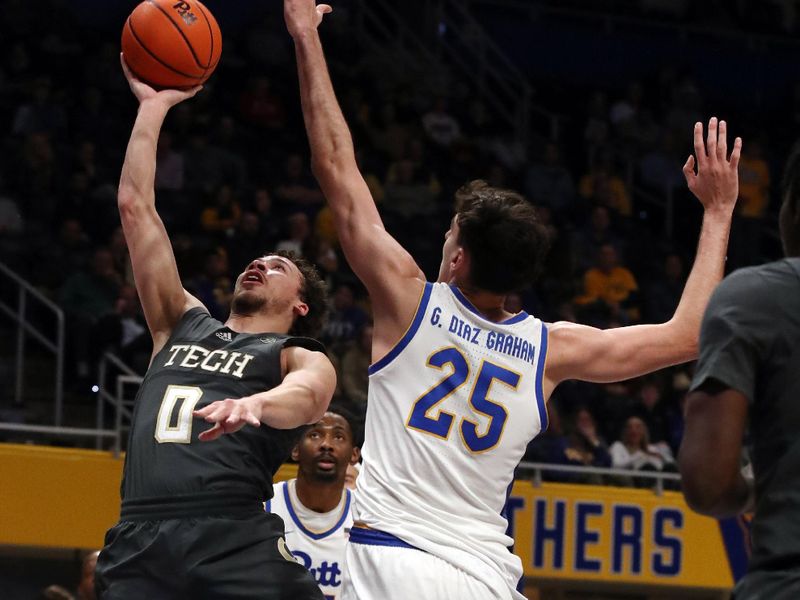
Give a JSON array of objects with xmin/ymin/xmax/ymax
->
[
  {"xmin": 535, "ymin": 324, "xmax": 549, "ymax": 431},
  {"xmin": 349, "ymin": 527, "xmax": 419, "ymax": 551},
  {"xmin": 283, "ymin": 482, "xmax": 352, "ymax": 540},
  {"xmin": 449, "ymin": 285, "xmax": 529, "ymax": 325},
  {"xmin": 368, "ymin": 282, "xmax": 433, "ymax": 376},
  {"xmin": 265, "ymin": 499, "xmax": 271, "ymax": 512}
]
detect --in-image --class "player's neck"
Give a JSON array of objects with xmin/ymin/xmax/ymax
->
[
  {"xmin": 225, "ymin": 312, "xmax": 291, "ymax": 335},
  {"xmin": 295, "ymin": 476, "xmax": 345, "ymax": 513},
  {"xmin": 455, "ymin": 285, "xmax": 512, "ymax": 323}
]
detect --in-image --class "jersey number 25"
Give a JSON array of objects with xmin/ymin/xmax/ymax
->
[{"xmin": 406, "ymin": 347, "xmax": 520, "ymax": 453}]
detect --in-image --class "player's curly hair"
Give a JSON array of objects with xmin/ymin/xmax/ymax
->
[
  {"xmin": 454, "ymin": 180, "xmax": 551, "ymax": 294},
  {"xmin": 274, "ymin": 250, "xmax": 329, "ymax": 339}
]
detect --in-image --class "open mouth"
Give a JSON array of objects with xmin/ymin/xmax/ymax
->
[
  {"xmin": 242, "ymin": 270, "xmax": 264, "ymax": 285},
  {"xmin": 316, "ymin": 455, "xmax": 336, "ymax": 470}
]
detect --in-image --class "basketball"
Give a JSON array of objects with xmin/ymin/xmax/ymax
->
[{"xmin": 121, "ymin": 0, "xmax": 222, "ymax": 90}]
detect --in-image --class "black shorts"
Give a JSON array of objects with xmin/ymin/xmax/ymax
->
[{"xmin": 96, "ymin": 511, "xmax": 323, "ymax": 600}]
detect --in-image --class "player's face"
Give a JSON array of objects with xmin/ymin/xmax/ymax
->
[
  {"xmin": 295, "ymin": 413, "xmax": 356, "ymax": 483},
  {"xmin": 437, "ymin": 216, "xmax": 462, "ymax": 284},
  {"xmin": 232, "ymin": 255, "xmax": 304, "ymax": 310}
]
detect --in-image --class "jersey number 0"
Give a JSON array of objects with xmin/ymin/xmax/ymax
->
[
  {"xmin": 406, "ymin": 347, "xmax": 520, "ymax": 453},
  {"xmin": 155, "ymin": 385, "xmax": 203, "ymax": 444}
]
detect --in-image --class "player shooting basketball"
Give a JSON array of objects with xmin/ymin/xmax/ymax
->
[{"xmin": 94, "ymin": 56, "xmax": 334, "ymax": 600}]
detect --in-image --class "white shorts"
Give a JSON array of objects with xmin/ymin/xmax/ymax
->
[{"xmin": 342, "ymin": 530, "xmax": 496, "ymax": 600}]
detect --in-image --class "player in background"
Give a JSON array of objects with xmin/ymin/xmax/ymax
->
[
  {"xmin": 268, "ymin": 407, "xmax": 360, "ymax": 600},
  {"xmin": 680, "ymin": 144, "xmax": 800, "ymax": 600},
  {"xmin": 95, "ymin": 57, "xmax": 335, "ymax": 600},
  {"xmin": 286, "ymin": 2, "xmax": 740, "ymax": 598}
]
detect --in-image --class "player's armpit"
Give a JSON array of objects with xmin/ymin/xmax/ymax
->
[{"xmin": 679, "ymin": 385, "xmax": 750, "ymax": 517}]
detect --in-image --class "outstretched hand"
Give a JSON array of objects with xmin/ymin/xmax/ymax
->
[
  {"xmin": 194, "ymin": 397, "xmax": 262, "ymax": 442},
  {"xmin": 120, "ymin": 54, "xmax": 202, "ymax": 108},
  {"xmin": 284, "ymin": 0, "xmax": 332, "ymax": 38},
  {"xmin": 683, "ymin": 117, "xmax": 742, "ymax": 215}
]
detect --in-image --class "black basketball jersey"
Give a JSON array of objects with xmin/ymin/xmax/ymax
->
[
  {"xmin": 693, "ymin": 258, "xmax": 800, "ymax": 598},
  {"xmin": 121, "ymin": 307, "xmax": 324, "ymax": 504}
]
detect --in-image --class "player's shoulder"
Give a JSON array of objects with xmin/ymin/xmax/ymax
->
[{"xmin": 710, "ymin": 259, "xmax": 800, "ymax": 314}]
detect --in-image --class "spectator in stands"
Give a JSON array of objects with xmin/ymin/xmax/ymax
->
[
  {"xmin": 12, "ymin": 76, "xmax": 66, "ymax": 138},
  {"xmin": 524, "ymin": 142, "xmax": 576, "ymax": 215},
  {"xmin": 571, "ymin": 205, "xmax": 625, "ymax": 273},
  {"xmin": 422, "ymin": 97, "xmax": 461, "ymax": 149},
  {"xmin": 574, "ymin": 243, "xmax": 640, "ymax": 325},
  {"xmin": 40, "ymin": 218, "xmax": 92, "ymax": 289},
  {"xmin": 638, "ymin": 131, "xmax": 685, "ymax": 194},
  {"xmin": 732, "ymin": 138, "xmax": 771, "ymax": 267},
  {"xmin": 92, "ymin": 283, "xmax": 150, "ymax": 373},
  {"xmin": 643, "ymin": 252, "xmax": 685, "ymax": 323},
  {"xmin": 553, "ymin": 406, "xmax": 612, "ymax": 485},
  {"xmin": 321, "ymin": 282, "xmax": 368, "ymax": 353},
  {"xmin": 59, "ymin": 247, "xmax": 122, "ymax": 379},
  {"xmin": 341, "ymin": 322, "xmax": 372, "ymax": 415},
  {"xmin": 583, "ymin": 91, "xmax": 611, "ymax": 165},
  {"xmin": 200, "ymin": 183, "xmax": 242, "ymax": 240},
  {"xmin": 185, "ymin": 249, "xmax": 231, "ymax": 322},
  {"xmin": 579, "ymin": 152, "xmax": 632, "ymax": 217},
  {"xmin": 154, "ymin": 130, "xmax": 184, "ymax": 193},
  {"xmin": 77, "ymin": 550, "xmax": 99, "ymax": 600},
  {"xmin": 226, "ymin": 211, "xmax": 269, "ymax": 275},
  {"xmin": 631, "ymin": 377, "xmax": 671, "ymax": 445},
  {"xmin": 610, "ymin": 416, "xmax": 676, "ymax": 485},
  {"xmin": 183, "ymin": 132, "xmax": 246, "ymax": 196},
  {"xmin": 273, "ymin": 152, "xmax": 325, "ymax": 216},
  {"xmin": 276, "ymin": 211, "xmax": 312, "ymax": 257},
  {"xmin": 609, "ymin": 81, "xmax": 644, "ymax": 140},
  {"xmin": 249, "ymin": 187, "xmax": 282, "ymax": 245},
  {"xmin": 0, "ymin": 178, "xmax": 23, "ymax": 236},
  {"xmin": 238, "ymin": 75, "xmax": 287, "ymax": 131}
]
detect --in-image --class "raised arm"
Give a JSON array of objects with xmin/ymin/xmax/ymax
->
[
  {"xmin": 194, "ymin": 346, "xmax": 337, "ymax": 439},
  {"xmin": 545, "ymin": 118, "xmax": 741, "ymax": 390},
  {"xmin": 284, "ymin": 1, "xmax": 423, "ymax": 332},
  {"xmin": 117, "ymin": 57, "xmax": 204, "ymax": 355}
]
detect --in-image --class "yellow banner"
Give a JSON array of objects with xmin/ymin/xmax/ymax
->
[
  {"xmin": 508, "ymin": 480, "xmax": 740, "ymax": 589},
  {"xmin": 0, "ymin": 443, "xmax": 745, "ymax": 592}
]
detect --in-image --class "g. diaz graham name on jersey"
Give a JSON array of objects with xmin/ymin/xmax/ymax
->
[{"xmin": 162, "ymin": 344, "xmax": 255, "ymax": 379}]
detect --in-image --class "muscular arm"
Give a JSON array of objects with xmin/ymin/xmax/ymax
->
[
  {"xmin": 195, "ymin": 347, "xmax": 337, "ymax": 439},
  {"xmin": 286, "ymin": 2, "xmax": 423, "ymax": 356},
  {"xmin": 545, "ymin": 119, "xmax": 741, "ymax": 389},
  {"xmin": 118, "ymin": 58, "xmax": 204, "ymax": 356},
  {"xmin": 679, "ymin": 384, "xmax": 753, "ymax": 516}
]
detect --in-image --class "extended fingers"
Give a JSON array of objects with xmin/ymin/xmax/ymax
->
[
  {"xmin": 682, "ymin": 155, "xmax": 696, "ymax": 186},
  {"xmin": 198, "ymin": 423, "xmax": 223, "ymax": 442},
  {"xmin": 693, "ymin": 122, "xmax": 706, "ymax": 168},
  {"xmin": 717, "ymin": 120, "xmax": 728, "ymax": 161},
  {"xmin": 705, "ymin": 117, "xmax": 718, "ymax": 163},
  {"xmin": 729, "ymin": 136, "xmax": 743, "ymax": 171}
]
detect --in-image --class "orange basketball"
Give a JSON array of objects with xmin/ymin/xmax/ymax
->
[{"xmin": 121, "ymin": 0, "xmax": 222, "ymax": 90}]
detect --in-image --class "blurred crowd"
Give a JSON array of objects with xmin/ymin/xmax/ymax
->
[{"xmin": 0, "ymin": 0, "xmax": 789, "ymax": 485}]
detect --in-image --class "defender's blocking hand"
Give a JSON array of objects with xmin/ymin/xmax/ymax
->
[
  {"xmin": 284, "ymin": 0, "xmax": 332, "ymax": 38},
  {"xmin": 682, "ymin": 117, "xmax": 742, "ymax": 215}
]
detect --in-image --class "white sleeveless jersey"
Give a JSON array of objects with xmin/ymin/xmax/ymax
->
[
  {"xmin": 354, "ymin": 282, "xmax": 548, "ymax": 600},
  {"xmin": 267, "ymin": 479, "xmax": 353, "ymax": 600}
]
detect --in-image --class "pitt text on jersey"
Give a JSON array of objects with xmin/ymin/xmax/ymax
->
[
  {"xmin": 430, "ymin": 306, "xmax": 537, "ymax": 365},
  {"xmin": 162, "ymin": 344, "xmax": 256, "ymax": 379}
]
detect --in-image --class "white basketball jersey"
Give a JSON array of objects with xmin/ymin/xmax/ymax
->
[
  {"xmin": 267, "ymin": 479, "xmax": 354, "ymax": 600},
  {"xmin": 354, "ymin": 282, "xmax": 548, "ymax": 600}
]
